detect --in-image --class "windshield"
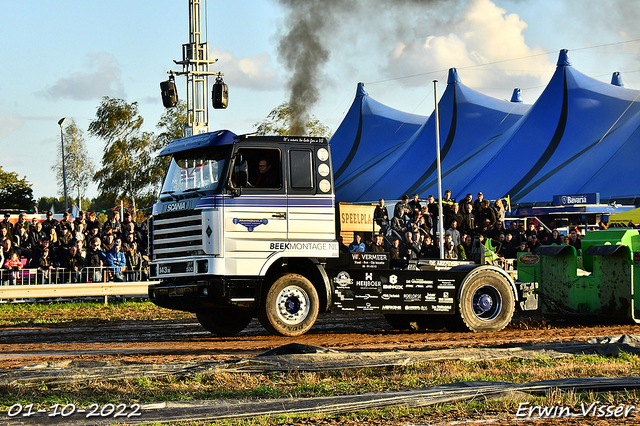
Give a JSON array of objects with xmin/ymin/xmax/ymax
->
[{"xmin": 160, "ymin": 148, "xmax": 229, "ymax": 194}]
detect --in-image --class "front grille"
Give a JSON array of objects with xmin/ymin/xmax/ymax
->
[{"xmin": 153, "ymin": 210, "xmax": 203, "ymax": 259}]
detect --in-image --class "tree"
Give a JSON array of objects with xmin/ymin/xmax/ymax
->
[
  {"xmin": 156, "ymin": 100, "xmax": 187, "ymax": 146},
  {"xmin": 153, "ymin": 100, "xmax": 187, "ymax": 189},
  {"xmin": 0, "ymin": 166, "xmax": 35, "ymax": 210},
  {"xmin": 253, "ymin": 102, "xmax": 332, "ymax": 138},
  {"xmin": 52, "ymin": 118, "xmax": 95, "ymax": 211},
  {"xmin": 89, "ymin": 97, "xmax": 159, "ymax": 212}
]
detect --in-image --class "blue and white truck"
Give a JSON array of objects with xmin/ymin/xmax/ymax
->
[{"xmin": 148, "ymin": 130, "xmax": 537, "ymax": 337}]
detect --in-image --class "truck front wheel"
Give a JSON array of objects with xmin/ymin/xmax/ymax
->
[
  {"xmin": 196, "ymin": 308, "xmax": 253, "ymax": 336},
  {"xmin": 259, "ymin": 273, "xmax": 319, "ymax": 337},
  {"xmin": 459, "ymin": 271, "xmax": 514, "ymax": 332}
]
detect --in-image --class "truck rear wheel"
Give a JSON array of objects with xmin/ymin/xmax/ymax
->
[
  {"xmin": 196, "ymin": 308, "xmax": 253, "ymax": 336},
  {"xmin": 259, "ymin": 273, "xmax": 319, "ymax": 337},
  {"xmin": 459, "ymin": 270, "xmax": 514, "ymax": 332}
]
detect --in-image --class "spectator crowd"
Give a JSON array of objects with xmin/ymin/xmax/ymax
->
[
  {"xmin": 340, "ymin": 192, "xmax": 589, "ymax": 265},
  {"xmin": 1, "ymin": 210, "xmax": 149, "ymax": 284}
]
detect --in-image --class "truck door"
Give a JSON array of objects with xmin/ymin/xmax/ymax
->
[{"xmin": 225, "ymin": 147, "xmax": 287, "ymax": 267}]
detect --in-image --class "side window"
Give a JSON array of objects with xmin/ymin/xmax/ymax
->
[
  {"xmin": 289, "ymin": 149, "xmax": 313, "ymax": 189},
  {"xmin": 235, "ymin": 148, "xmax": 281, "ymax": 189}
]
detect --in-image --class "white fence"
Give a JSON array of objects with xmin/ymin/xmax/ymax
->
[{"xmin": 0, "ymin": 267, "xmax": 158, "ymax": 300}]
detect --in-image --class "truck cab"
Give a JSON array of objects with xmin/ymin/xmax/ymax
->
[{"xmin": 149, "ymin": 130, "xmax": 338, "ymax": 336}]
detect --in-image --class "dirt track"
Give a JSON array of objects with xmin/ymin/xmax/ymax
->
[{"xmin": 1, "ymin": 313, "xmax": 639, "ymax": 370}]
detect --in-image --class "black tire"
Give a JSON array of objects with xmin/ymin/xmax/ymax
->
[
  {"xmin": 259, "ymin": 273, "xmax": 319, "ymax": 337},
  {"xmin": 458, "ymin": 270, "xmax": 515, "ymax": 332},
  {"xmin": 196, "ymin": 307, "xmax": 253, "ymax": 336}
]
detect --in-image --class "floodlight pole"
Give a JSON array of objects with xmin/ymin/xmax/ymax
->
[
  {"xmin": 58, "ymin": 117, "xmax": 68, "ymax": 213},
  {"xmin": 434, "ymin": 81, "xmax": 444, "ymax": 259},
  {"xmin": 169, "ymin": 0, "xmax": 222, "ymax": 137}
]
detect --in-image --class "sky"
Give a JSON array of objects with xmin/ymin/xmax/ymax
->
[{"xmin": 1, "ymin": 0, "xmax": 640, "ymax": 203}]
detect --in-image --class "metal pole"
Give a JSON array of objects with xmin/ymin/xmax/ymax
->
[
  {"xmin": 433, "ymin": 81, "xmax": 444, "ymax": 259},
  {"xmin": 58, "ymin": 117, "xmax": 68, "ymax": 213}
]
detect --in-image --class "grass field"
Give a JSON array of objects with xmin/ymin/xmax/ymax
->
[
  {"xmin": 2, "ymin": 302, "xmax": 639, "ymax": 425},
  {"xmin": 0, "ymin": 300, "xmax": 193, "ymax": 325}
]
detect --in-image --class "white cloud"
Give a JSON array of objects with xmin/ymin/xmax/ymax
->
[
  {"xmin": 210, "ymin": 47, "xmax": 282, "ymax": 91},
  {"xmin": 39, "ymin": 53, "xmax": 126, "ymax": 100},
  {"xmin": 0, "ymin": 114, "xmax": 25, "ymax": 137},
  {"xmin": 383, "ymin": 0, "xmax": 553, "ymax": 93}
]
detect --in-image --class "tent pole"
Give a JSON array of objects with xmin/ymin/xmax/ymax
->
[{"xmin": 434, "ymin": 80, "xmax": 444, "ymax": 259}]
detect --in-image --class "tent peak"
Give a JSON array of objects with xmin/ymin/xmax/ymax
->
[
  {"xmin": 447, "ymin": 68, "xmax": 461, "ymax": 84},
  {"xmin": 356, "ymin": 82, "xmax": 367, "ymax": 97},
  {"xmin": 557, "ymin": 49, "xmax": 571, "ymax": 67},
  {"xmin": 511, "ymin": 88, "xmax": 523, "ymax": 103},
  {"xmin": 611, "ymin": 71, "xmax": 624, "ymax": 87}
]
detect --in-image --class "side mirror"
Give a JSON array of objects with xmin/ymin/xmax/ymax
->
[
  {"xmin": 233, "ymin": 161, "xmax": 249, "ymax": 188},
  {"xmin": 228, "ymin": 153, "xmax": 249, "ymax": 196}
]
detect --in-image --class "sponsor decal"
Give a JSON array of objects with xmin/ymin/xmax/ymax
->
[
  {"xmin": 404, "ymin": 293, "xmax": 421, "ymax": 302},
  {"xmin": 233, "ymin": 218, "xmax": 268, "ymax": 232},
  {"xmin": 407, "ymin": 278, "xmax": 434, "ymax": 285},
  {"xmin": 333, "ymin": 271, "xmax": 352, "ymax": 287},
  {"xmin": 432, "ymin": 305, "xmax": 453, "ymax": 312},
  {"xmin": 383, "ymin": 284, "xmax": 403, "ymax": 290},
  {"xmin": 355, "ymin": 280, "xmax": 381, "ymax": 288},
  {"xmin": 351, "ymin": 252, "xmax": 389, "ymax": 268},
  {"xmin": 425, "ymin": 293, "xmax": 437, "ymax": 302},
  {"xmin": 439, "ymin": 291, "xmax": 454, "ymax": 304},
  {"xmin": 356, "ymin": 253, "xmax": 388, "ymax": 261},
  {"xmin": 382, "ymin": 305, "xmax": 402, "ymax": 311},
  {"xmin": 381, "ymin": 294, "xmax": 400, "ymax": 300},
  {"xmin": 404, "ymin": 306, "xmax": 430, "ymax": 311},
  {"xmin": 333, "ymin": 290, "xmax": 353, "ymax": 301},
  {"xmin": 519, "ymin": 253, "xmax": 540, "ymax": 265},
  {"xmin": 270, "ymin": 242, "xmax": 338, "ymax": 251},
  {"xmin": 562, "ymin": 195, "xmax": 587, "ymax": 204},
  {"xmin": 437, "ymin": 279, "xmax": 456, "ymax": 290},
  {"xmin": 357, "ymin": 302, "xmax": 378, "ymax": 311},
  {"xmin": 355, "ymin": 294, "xmax": 379, "ymax": 299},
  {"xmin": 424, "ymin": 259, "xmax": 474, "ymax": 270},
  {"xmin": 553, "ymin": 193, "xmax": 599, "ymax": 206}
]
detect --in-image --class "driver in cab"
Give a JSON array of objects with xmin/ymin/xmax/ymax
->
[{"xmin": 253, "ymin": 159, "xmax": 279, "ymax": 188}]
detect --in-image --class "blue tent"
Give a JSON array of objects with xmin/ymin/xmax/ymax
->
[
  {"xmin": 331, "ymin": 83, "xmax": 427, "ymax": 201},
  {"xmin": 330, "ymin": 50, "xmax": 640, "ymax": 206}
]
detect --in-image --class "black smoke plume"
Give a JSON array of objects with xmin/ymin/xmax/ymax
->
[{"xmin": 276, "ymin": 0, "xmax": 440, "ymax": 135}]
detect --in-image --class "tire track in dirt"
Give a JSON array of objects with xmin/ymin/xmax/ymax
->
[{"xmin": 1, "ymin": 313, "xmax": 638, "ymax": 369}]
